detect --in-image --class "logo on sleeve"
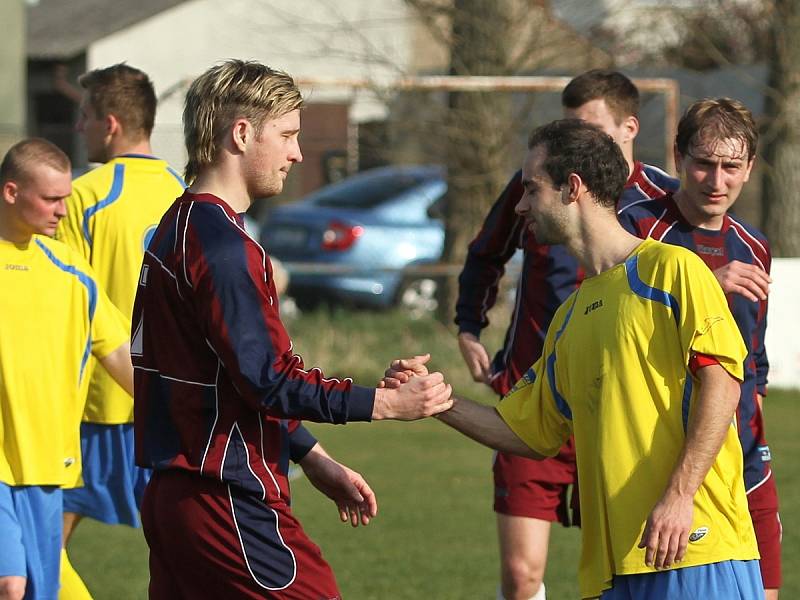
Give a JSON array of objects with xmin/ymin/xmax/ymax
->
[
  {"xmin": 758, "ymin": 445, "xmax": 772, "ymax": 462},
  {"xmin": 688, "ymin": 526, "xmax": 709, "ymax": 542}
]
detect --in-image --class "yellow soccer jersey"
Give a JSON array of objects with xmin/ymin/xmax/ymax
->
[
  {"xmin": 0, "ymin": 236, "xmax": 129, "ymax": 487},
  {"xmin": 57, "ymin": 155, "xmax": 185, "ymax": 424},
  {"xmin": 497, "ymin": 238, "xmax": 757, "ymax": 599}
]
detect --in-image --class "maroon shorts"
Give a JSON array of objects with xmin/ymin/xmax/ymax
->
[
  {"xmin": 492, "ymin": 438, "xmax": 580, "ymax": 527},
  {"xmin": 747, "ymin": 471, "xmax": 781, "ymax": 589},
  {"xmin": 141, "ymin": 469, "xmax": 340, "ymax": 600}
]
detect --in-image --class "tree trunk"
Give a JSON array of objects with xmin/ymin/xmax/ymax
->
[
  {"xmin": 436, "ymin": 0, "xmax": 513, "ymax": 324},
  {"xmin": 762, "ymin": 0, "xmax": 800, "ymax": 256}
]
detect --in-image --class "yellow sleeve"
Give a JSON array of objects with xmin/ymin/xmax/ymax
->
[
  {"xmin": 56, "ymin": 181, "xmax": 92, "ymax": 259},
  {"xmin": 675, "ymin": 251, "xmax": 747, "ymax": 381},
  {"xmin": 87, "ymin": 266, "xmax": 130, "ymax": 359},
  {"xmin": 496, "ymin": 305, "xmax": 573, "ymax": 456}
]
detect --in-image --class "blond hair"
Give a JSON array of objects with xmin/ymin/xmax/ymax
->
[
  {"xmin": 183, "ymin": 60, "xmax": 303, "ymax": 183},
  {"xmin": 1, "ymin": 138, "xmax": 71, "ymax": 185}
]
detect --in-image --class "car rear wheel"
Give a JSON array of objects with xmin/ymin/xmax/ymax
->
[{"xmin": 397, "ymin": 277, "xmax": 438, "ymax": 319}]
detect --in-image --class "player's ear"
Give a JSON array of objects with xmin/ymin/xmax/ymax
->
[
  {"xmin": 105, "ymin": 113, "xmax": 118, "ymax": 137},
  {"xmin": 565, "ymin": 172, "xmax": 582, "ymax": 202},
  {"xmin": 2, "ymin": 181, "xmax": 18, "ymax": 205},
  {"xmin": 622, "ymin": 115, "xmax": 639, "ymax": 143},
  {"xmin": 231, "ymin": 119, "xmax": 251, "ymax": 153}
]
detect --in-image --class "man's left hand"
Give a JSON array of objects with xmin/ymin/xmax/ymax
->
[
  {"xmin": 300, "ymin": 447, "xmax": 377, "ymax": 527},
  {"xmin": 638, "ymin": 491, "xmax": 694, "ymax": 569}
]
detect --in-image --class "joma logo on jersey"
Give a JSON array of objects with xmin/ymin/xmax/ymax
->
[
  {"xmin": 584, "ymin": 299, "xmax": 603, "ymax": 315},
  {"xmin": 4, "ymin": 264, "xmax": 29, "ymax": 271},
  {"xmin": 688, "ymin": 526, "xmax": 709, "ymax": 542}
]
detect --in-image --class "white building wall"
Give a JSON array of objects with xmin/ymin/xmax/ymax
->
[{"xmin": 87, "ymin": 0, "xmax": 417, "ymax": 169}]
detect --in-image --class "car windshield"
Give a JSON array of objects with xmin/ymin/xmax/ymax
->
[{"xmin": 311, "ymin": 171, "xmax": 429, "ymax": 209}]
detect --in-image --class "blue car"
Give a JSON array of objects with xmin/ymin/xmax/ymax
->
[{"xmin": 260, "ymin": 165, "xmax": 447, "ymax": 313}]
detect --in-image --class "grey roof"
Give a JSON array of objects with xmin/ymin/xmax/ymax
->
[{"xmin": 27, "ymin": 0, "xmax": 189, "ymax": 60}]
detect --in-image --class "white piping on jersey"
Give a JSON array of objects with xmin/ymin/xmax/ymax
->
[
  {"xmin": 296, "ymin": 365, "xmax": 350, "ymax": 385},
  {"xmin": 728, "ymin": 216, "xmax": 767, "ymax": 271},
  {"xmin": 617, "ymin": 193, "xmax": 653, "ymax": 215},
  {"xmin": 644, "ymin": 206, "xmax": 672, "ymax": 239},
  {"xmin": 230, "ymin": 422, "xmax": 267, "ymax": 501},
  {"xmin": 227, "ymin": 483, "xmax": 297, "ymax": 591},
  {"xmin": 746, "ymin": 467, "xmax": 772, "ymax": 495},
  {"xmin": 173, "ymin": 203, "xmax": 182, "ymax": 254},
  {"xmin": 638, "ymin": 167, "xmax": 667, "ymax": 197},
  {"xmin": 181, "ymin": 202, "xmax": 194, "ymax": 289},
  {"xmin": 132, "ymin": 365, "xmax": 215, "ymax": 387},
  {"xmin": 144, "ymin": 250, "xmax": 177, "ymax": 281},
  {"xmin": 200, "ymin": 359, "xmax": 222, "ymax": 475},
  {"xmin": 655, "ymin": 221, "xmax": 677, "ymax": 241},
  {"xmin": 144, "ymin": 249, "xmax": 183, "ymax": 300},
  {"xmin": 256, "ymin": 417, "xmax": 283, "ymax": 498}
]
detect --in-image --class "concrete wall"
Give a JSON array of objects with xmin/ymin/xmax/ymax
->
[
  {"xmin": 85, "ymin": 0, "xmax": 419, "ymax": 171},
  {"xmin": 765, "ymin": 258, "xmax": 800, "ymax": 390},
  {"xmin": 0, "ymin": 0, "xmax": 26, "ymax": 156}
]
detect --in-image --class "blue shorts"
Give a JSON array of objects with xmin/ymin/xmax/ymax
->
[
  {"xmin": 0, "ymin": 483, "xmax": 62, "ymax": 599},
  {"xmin": 62, "ymin": 423, "xmax": 150, "ymax": 527},
  {"xmin": 600, "ymin": 560, "xmax": 764, "ymax": 600}
]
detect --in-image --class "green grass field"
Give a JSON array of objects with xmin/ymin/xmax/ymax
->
[{"xmin": 69, "ymin": 308, "xmax": 798, "ymax": 598}]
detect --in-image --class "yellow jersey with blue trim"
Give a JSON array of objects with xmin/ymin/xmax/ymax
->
[
  {"xmin": 0, "ymin": 236, "xmax": 129, "ymax": 487},
  {"xmin": 57, "ymin": 155, "xmax": 185, "ymax": 424},
  {"xmin": 497, "ymin": 238, "xmax": 757, "ymax": 599}
]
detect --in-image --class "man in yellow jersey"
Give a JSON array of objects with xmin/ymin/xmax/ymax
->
[
  {"xmin": 0, "ymin": 138, "xmax": 132, "ymax": 600},
  {"xmin": 386, "ymin": 120, "xmax": 761, "ymax": 599},
  {"xmin": 55, "ymin": 63, "xmax": 185, "ymax": 598}
]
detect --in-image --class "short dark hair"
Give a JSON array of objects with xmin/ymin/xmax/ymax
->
[
  {"xmin": 561, "ymin": 69, "xmax": 640, "ymax": 123},
  {"xmin": 1, "ymin": 138, "xmax": 71, "ymax": 184},
  {"xmin": 675, "ymin": 98, "xmax": 758, "ymax": 161},
  {"xmin": 79, "ymin": 63, "xmax": 157, "ymax": 139},
  {"xmin": 527, "ymin": 119, "xmax": 628, "ymax": 208}
]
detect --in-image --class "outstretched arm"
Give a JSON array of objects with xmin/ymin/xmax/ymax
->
[
  {"xmin": 638, "ymin": 363, "xmax": 740, "ymax": 569},
  {"xmin": 98, "ymin": 342, "xmax": 134, "ymax": 397},
  {"xmin": 436, "ymin": 397, "xmax": 543, "ymax": 459},
  {"xmin": 299, "ymin": 443, "xmax": 377, "ymax": 527}
]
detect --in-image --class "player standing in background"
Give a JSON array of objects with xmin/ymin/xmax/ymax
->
[
  {"xmin": 392, "ymin": 119, "xmax": 762, "ymax": 599},
  {"xmin": 54, "ymin": 63, "xmax": 186, "ymax": 599},
  {"xmin": 618, "ymin": 98, "xmax": 780, "ymax": 599},
  {"xmin": 455, "ymin": 70, "xmax": 679, "ymax": 600},
  {"xmin": 0, "ymin": 139, "xmax": 132, "ymax": 600},
  {"xmin": 132, "ymin": 59, "xmax": 453, "ymax": 599}
]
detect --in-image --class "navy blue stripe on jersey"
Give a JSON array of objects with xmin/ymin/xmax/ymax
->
[
  {"xmin": 547, "ymin": 294, "xmax": 579, "ymax": 421},
  {"xmin": 82, "ymin": 163, "xmax": 125, "ymax": 247},
  {"xmin": 35, "ymin": 239, "xmax": 97, "ymax": 380},
  {"xmin": 228, "ymin": 485, "xmax": 297, "ymax": 590},
  {"xmin": 625, "ymin": 254, "xmax": 681, "ymax": 326},
  {"xmin": 681, "ymin": 372, "xmax": 693, "ymax": 432}
]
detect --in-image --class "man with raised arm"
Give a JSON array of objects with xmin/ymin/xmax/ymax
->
[{"xmin": 132, "ymin": 60, "xmax": 453, "ymax": 599}]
